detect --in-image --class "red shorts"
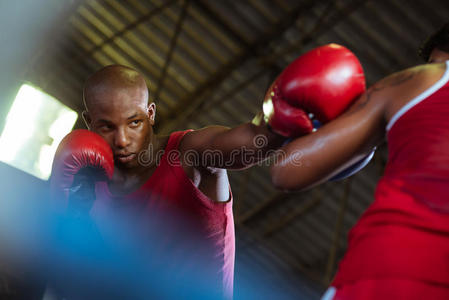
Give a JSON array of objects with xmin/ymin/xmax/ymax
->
[{"xmin": 323, "ymin": 279, "xmax": 449, "ymax": 300}]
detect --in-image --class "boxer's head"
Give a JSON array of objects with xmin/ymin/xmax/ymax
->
[
  {"xmin": 82, "ymin": 65, "xmax": 154, "ymax": 169},
  {"xmin": 419, "ymin": 22, "xmax": 449, "ymax": 63}
]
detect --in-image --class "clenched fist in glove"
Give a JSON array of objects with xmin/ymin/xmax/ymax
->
[
  {"xmin": 50, "ymin": 129, "xmax": 114, "ymax": 212},
  {"xmin": 263, "ymin": 43, "xmax": 366, "ymax": 137}
]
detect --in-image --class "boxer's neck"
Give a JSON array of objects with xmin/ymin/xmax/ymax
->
[{"xmin": 108, "ymin": 134, "xmax": 168, "ymax": 196}]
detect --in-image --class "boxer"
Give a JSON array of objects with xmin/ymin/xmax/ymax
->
[
  {"xmin": 271, "ymin": 23, "xmax": 449, "ymax": 300},
  {"xmin": 50, "ymin": 44, "xmax": 365, "ymax": 299}
]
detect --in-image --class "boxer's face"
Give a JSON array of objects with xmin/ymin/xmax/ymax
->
[
  {"xmin": 84, "ymin": 84, "xmax": 155, "ymax": 169},
  {"xmin": 428, "ymin": 47, "xmax": 449, "ymax": 63}
]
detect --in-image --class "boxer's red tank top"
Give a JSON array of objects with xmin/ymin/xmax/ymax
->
[
  {"xmin": 332, "ymin": 61, "xmax": 449, "ymax": 287},
  {"xmin": 92, "ymin": 130, "xmax": 235, "ymax": 298}
]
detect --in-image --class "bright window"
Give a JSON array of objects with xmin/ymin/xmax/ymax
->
[{"xmin": 0, "ymin": 84, "xmax": 78, "ymax": 180}]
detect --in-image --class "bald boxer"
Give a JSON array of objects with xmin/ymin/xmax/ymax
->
[
  {"xmin": 50, "ymin": 44, "xmax": 365, "ymax": 299},
  {"xmin": 271, "ymin": 23, "xmax": 449, "ymax": 300}
]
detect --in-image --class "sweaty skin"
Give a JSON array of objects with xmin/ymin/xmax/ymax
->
[
  {"xmin": 270, "ymin": 49, "xmax": 448, "ymax": 191},
  {"xmin": 83, "ymin": 65, "xmax": 284, "ymax": 201}
]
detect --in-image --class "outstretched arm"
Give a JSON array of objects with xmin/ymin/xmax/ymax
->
[
  {"xmin": 179, "ymin": 115, "xmax": 285, "ymax": 170},
  {"xmin": 180, "ymin": 44, "xmax": 366, "ymax": 170}
]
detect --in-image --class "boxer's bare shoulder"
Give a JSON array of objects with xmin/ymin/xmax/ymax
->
[
  {"xmin": 383, "ymin": 63, "xmax": 447, "ymax": 123},
  {"xmin": 347, "ymin": 63, "xmax": 446, "ymax": 123}
]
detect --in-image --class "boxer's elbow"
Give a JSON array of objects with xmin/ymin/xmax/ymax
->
[{"xmin": 270, "ymin": 164, "xmax": 305, "ymax": 192}]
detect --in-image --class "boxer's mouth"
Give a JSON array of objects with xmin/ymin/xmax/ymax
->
[{"xmin": 115, "ymin": 153, "xmax": 136, "ymax": 163}]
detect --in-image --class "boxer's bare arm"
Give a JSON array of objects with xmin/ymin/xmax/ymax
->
[
  {"xmin": 270, "ymin": 63, "xmax": 446, "ymax": 191},
  {"xmin": 179, "ymin": 115, "xmax": 286, "ymax": 169}
]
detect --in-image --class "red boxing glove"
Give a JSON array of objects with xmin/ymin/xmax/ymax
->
[
  {"xmin": 263, "ymin": 43, "xmax": 366, "ymax": 137},
  {"xmin": 50, "ymin": 129, "xmax": 114, "ymax": 211}
]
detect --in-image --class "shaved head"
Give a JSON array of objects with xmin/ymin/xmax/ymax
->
[
  {"xmin": 83, "ymin": 65, "xmax": 149, "ymax": 112},
  {"xmin": 82, "ymin": 65, "xmax": 156, "ymax": 170}
]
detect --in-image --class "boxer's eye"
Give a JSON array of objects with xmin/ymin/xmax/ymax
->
[
  {"xmin": 130, "ymin": 120, "xmax": 142, "ymax": 128},
  {"xmin": 98, "ymin": 124, "xmax": 114, "ymax": 133}
]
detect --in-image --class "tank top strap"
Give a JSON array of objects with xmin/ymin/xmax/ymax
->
[
  {"xmin": 164, "ymin": 130, "xmax": 193, "ymax": 152},
  {"xmin": 386, "ymin": 60, "xmax": 449, "ymax": 131}
]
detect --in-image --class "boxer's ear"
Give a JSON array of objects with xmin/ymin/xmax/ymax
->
[
  {"xmin": 147, "ymin": 102, "xmax": 156, "ymax": 125},
  {"xmin": 82, "ymin": 111, "xmax": 92, "ymax": 129}
]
